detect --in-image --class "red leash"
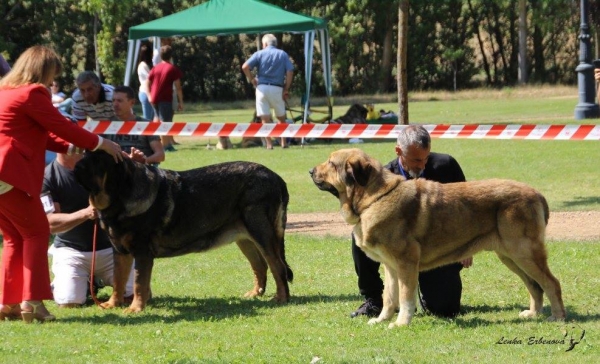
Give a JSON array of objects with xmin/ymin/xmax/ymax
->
[{"xmin": 89, "ymin": 219, "xmax": 102, "ymax": 306}]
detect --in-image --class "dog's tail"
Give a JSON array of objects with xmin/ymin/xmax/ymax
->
[
  {"xmin": 538, "ymin": 191, "xmax": 550, "ymax": 226},
  {"xmin": 278, "ymin": 180, "xmax": 294, "ymax": 283}
]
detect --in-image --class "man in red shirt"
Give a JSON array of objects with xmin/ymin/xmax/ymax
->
[{"xmin": 147, "ymin": 45, "xmax": 183, "ymax": 151}]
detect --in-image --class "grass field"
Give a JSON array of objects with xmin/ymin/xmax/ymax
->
[{"xmin": 1, "ymin": 86, "xmax": 598, "ymax": 363}]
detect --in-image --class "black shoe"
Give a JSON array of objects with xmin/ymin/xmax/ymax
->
[{"xmin": 350, "ymin": 298, "xmax": 382, "ymax": 318}]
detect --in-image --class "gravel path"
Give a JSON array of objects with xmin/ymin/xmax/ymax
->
[{"xmin": 287, "ymin": 211, "xmax": 600, "ymax": 241}]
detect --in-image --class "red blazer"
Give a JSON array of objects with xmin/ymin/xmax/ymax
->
[{"xmin": 0, "ymin": 84, "xmax": 100, "ymax": 196}]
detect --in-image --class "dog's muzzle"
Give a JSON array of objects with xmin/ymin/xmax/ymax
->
[{"xmin": 309, "ymin": 168, "xmax": 339, "ymax": 198}]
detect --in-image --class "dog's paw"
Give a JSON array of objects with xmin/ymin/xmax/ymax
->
[
  {"xmin": 387, "ymin": 321, "xmax": 409, "ymax": 329},
  {"xmin": 243, "ymin": 287, "xmax": 265, "ymax": 298},
  {"xmin": 99, "ymin": 300, "xmax": 120, "ymax": 310},
  {"xmin": 518, "ymin": 310, "xmax": 538, "ymax": 319},
  {"xmin": 123, "ymin": 305, "xmax": 144, "ymax": 314},
  {"xmin": 367, "ymin": 318, "xmax": 381, "ymax": 325},
  {"xmin": 271, "ymin": 295, "xmax": 289, "ymax": 304}
]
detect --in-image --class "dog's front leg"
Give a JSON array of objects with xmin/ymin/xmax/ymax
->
[
  {"xmin": 390, "ymin": 261, "xmax": 418, "ymax": 328},
  {"xmin": 368, "ymin": 264, "xmax": 398, "ymax": 325},
  {"xmin": 124, "ymin": 256, "xmax": 154, "ymax": 313},
  {"xmin": 100, "ymin": 252, "xmax": 133, "ymax": 309}
]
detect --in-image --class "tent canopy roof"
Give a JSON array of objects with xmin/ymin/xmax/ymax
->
[{"xmin": 129, "ymin": 0, "xmax": 327, "ymax": 40}]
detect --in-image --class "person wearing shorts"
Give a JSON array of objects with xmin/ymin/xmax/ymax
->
[{"xmin": 242, "ymin": 34, "xmax": 294, "ymax": 149}]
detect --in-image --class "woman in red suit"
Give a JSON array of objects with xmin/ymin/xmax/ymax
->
[{"xmin": 0, "ymin": 45, "xmax": 123, "ymax": 323}]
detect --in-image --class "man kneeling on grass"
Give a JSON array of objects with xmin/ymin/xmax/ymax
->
[{"xmin": 43, "ymin": 154, "xmax": 136, "ymax": 307}]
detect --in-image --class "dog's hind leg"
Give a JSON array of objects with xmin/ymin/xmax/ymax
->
[
  {"xmin": 260, "ymin": 245, "xmax": 290, "ymax": 303},
  {"xmin": 496, "ymin": 252, "xmax": 544, "ymax": 318},
  {"xmin": 498, "ymin": 243, "xmax": 565, "ymax": 321},
  {"xmin": 243, "ymin": 212, "xmax": 291, "ymax": 303},
  {"xmin": 517, "ymin": 256, "xmax": 565, "ymax": 321},
  {"xmin": 236, "ymin": 239, "xmax": 268, "ymax": 298}
]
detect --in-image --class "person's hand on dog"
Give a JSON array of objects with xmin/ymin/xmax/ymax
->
[
  {"xmin": 461, "ymin": 257, "xmax": 473, "ymax": 268},
  {"xmin": 128, "ymin": 147, "xmax": 147, "ymax": 164},
  {"xmin": 98, "ymin": 138, "xmax": 123, "ymax": 162}
]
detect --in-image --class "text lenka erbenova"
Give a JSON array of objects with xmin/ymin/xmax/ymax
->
[
  {"xmin": 496, "ymin": 336, "xmax": 565, "ymax": 345},
  {"xmin": 495, "ymin": 327, "xmax": 585, "ymax": 352}
]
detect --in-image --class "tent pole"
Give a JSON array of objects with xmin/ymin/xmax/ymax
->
[
  {"xmin": 319, "ymin": 29, "xmax": 333, "ymax": 119},
  {"xmin": 124, "ymin": 40, "xmax": 135, "ymax": 86}
]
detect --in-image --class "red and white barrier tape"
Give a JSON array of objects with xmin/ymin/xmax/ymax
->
[{"xmin": 79, "ymin": 121, "xmax": 600, "ymax": 140}]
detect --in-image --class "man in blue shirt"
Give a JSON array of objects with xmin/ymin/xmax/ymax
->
[{"xmin": 242, "ymin": 34, "xmax": 294, "ymax": 149}]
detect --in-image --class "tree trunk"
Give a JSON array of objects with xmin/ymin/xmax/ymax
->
[
  {"xmin": 467, "ymin": 0, "xmax": 492, "ymax": 85},
  {"xmin": 398, "ymin": 0, "xmax": 409, "ymax": 125},
  {"xmin": 490, "ymin": 2, "xmax": 510, "ymax": 83},
  {"xmin": 379, "ymin": 25, "xmax": 394, "ymax": 92},
  {"xmin": 518, "ymin": 0, "xmax": 528, "ymax": 84},
  {"xmin": 530, "ymin": 0, "xmax": 544, "ymax": 82},
  {"xmin": 506, "ymin": 0, "xmax": 519, "ymax": 84},
  {"xmin": 94, "ymin": 12, "xmax": 100, "ymax": 79}
]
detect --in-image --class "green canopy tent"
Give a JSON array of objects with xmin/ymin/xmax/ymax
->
[{"xmin": 124, "ymin": 0, "xmax": 332, "ymax": 124}]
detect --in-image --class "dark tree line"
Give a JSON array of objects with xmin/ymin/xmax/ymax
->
[{"xmin": 0, "ymin": 0, "xmax": 597, "ymax": 101}]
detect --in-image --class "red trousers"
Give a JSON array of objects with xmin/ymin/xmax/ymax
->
[{"xmin": 0, "ymin": 187, "xmax": 53, "ymax": 304}]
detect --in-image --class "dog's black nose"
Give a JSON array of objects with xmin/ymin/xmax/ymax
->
[{"xmin": 309, "ymin": 168, "xmax": 314, "ymax": 176}]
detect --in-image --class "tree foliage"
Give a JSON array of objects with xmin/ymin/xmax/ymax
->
[
  {"xmin": 0, "ymin": 0, "xmax": 588, "ymax": 101},
  {"xmin": 78, "ymin": 0, "xmax": 135, "ymax": 85}
]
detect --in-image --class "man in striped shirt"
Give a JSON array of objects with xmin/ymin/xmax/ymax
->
[{"xmin": 71, "ymin": 71, "xmax": 116, "ymax": 121}]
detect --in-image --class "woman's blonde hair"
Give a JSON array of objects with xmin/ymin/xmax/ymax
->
[{"xmin": 0, "ymin": 45, "xmax": 62, "ymax": 88}]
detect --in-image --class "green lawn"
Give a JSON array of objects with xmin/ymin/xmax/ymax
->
[
  {"xmin": 1, "ymin": 239, "xmax": 597, "ymax": 362},
  {"xmin": 179, "ymin": 85, "xmax": 580, "ymax": 125},
  {"xmin": 1, "ymin": 87, "xmax": 598, "ymax": 362}
]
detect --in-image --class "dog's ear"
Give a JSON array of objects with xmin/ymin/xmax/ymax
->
[
  {"xmin": 345, "ymin": 155, "xmax": 372, "ymax": 186},
  {"xmin": 74, "ymin": 155, "xmax": 96, "ymax": 192}
]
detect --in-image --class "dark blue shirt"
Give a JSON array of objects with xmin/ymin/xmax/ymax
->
[
  {"xmin": 42, "ymin": 160, "xmax": 112, "ymax": 251},
  {"xmin": 385, "ymin": 152, "xmax": 466, "ymax": 184}
]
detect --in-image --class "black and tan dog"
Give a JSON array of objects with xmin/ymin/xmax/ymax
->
[
  {"xmin": 74, "ymin": 151, "xmax": 293, "ymax": 313},
  {"xmin": 330, "ymin": 103, "xmax": 368, "ymax": 125},
  {"xmin": 310, "ymin": 148, "xmax": 566, "ymax": 328}
]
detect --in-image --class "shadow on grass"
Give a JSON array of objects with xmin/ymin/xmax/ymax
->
[
  {"xmin": 56, "ymin": 295, "xmax": 598, "ymax": 326},
  {"xmin": 454, "ymin": 303, "xmax": 599, "ymax": 326},
  {"xmin": 561, "ymin": 196, "xmax": 600, "ymax": 208},
  {"xmin": 57, "ymin": 293, "xmax": 360, "ymax": 325},
  {"xmin": 561, "ymin": 305, "xmax": 600, "ymax": 323}
]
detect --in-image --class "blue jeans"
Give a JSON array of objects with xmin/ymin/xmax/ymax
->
[
  {"xmin": 56, "ymin": 98, "xmax": 73, "ymax": 113},
  {"xmin": 138, "ymin": 91, "xmax": 154, "ymax": 120}
]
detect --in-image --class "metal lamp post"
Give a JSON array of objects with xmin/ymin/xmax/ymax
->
[{"xmin": 575, "ymin": 0, "xmax": 600, "ymax": 119}]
